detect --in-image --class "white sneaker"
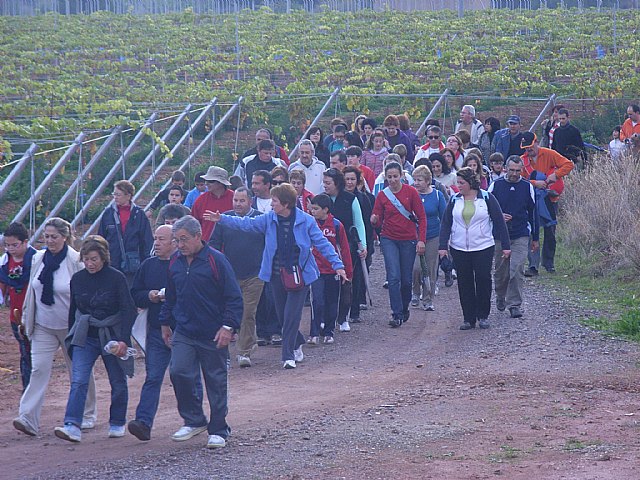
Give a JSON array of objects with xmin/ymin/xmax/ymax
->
[
  {"xmin": 323, "ymin": 336, "xmax": 334, "ymax": 344},
  {"xmin": 283, "ymin": 360, "xmax": 296, "ymax": 369},
  {"xmin": 54, "ymin": 424, "xmax": 81, "ymax": 443},
  {"xmin": 307, "ymin": 336, "xmax": 319, "ymax": 345},
  {"xmin": 339, "ymin": 321, "xmax": 351, "ymax": 332},
  {"xmin": 207, "ymin": 434, "xmax": 226, "ymax": 448},
  {"xmin": 171, "ymin": 425, "xmax": 207, "ymax": 441},
  {"xmin": 108, "ymin": 425, "xmax": 126, "ymax": 438},
  {"xmin": 423, "ymin": 302, "xmax": 435, "ymax": 311},
  {"xmin": 81, "ymin": 419, "xmax": 95, "ymax": 430},
  {"xmin": 294, "ymin": 346, "xmax": 304, "ymax": 362},
  {"xmin": 237, "ymin": 355, "xmax": 252, "ymax": 368}
]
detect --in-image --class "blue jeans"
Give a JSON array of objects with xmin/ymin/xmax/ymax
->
[
  {"xmin": 256, "ymin": 282, "xmax": 281, "ymax": 338},
  {"xmin": 270, "ymin": 273, "xmax": 308, "ymax": 362},
  {"xmin": 380, "ymin": 236, "xmax": 417, "ymax": 319},
  {"xmin": 169, "ymin": 331, "xmax": 230, "ymax": 438},
  {"xmin": 310, "ymin": 274, "xmax": 340, "ymax": 337},
  {"xmin": 133, "ymin": 327, "xmax": 203, "ymax": 428},
  {"xmin": 11, "ymin": 322, "xmax": 31, "ymax": 389},
  {"xmin": 528, "ymin": 200, "xmax": 557, "ymax": 271},
  {"xmin": 65, "ymin": 337, "xmax": 128, "ymax": 427}
]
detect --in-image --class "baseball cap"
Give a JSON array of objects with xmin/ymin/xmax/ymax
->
[
  {"xmin": 520, "ymin": 132, "xmax": 537, "ymax": 149},
  {"xmin": 507, "ymin": 115, "xmax": 521, "ymax": 124}
]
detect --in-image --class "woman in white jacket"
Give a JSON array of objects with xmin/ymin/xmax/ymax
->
[
  {"xmin": 13, "ymin": 218, "xmax": 97, "ymax": 436},
  {"xmin": 438, "ymin": 168, "xmax": 511, "ymax": 331}
]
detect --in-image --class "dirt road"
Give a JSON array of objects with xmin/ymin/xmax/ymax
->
[{"xmin": 1, "ymin": 258, "xmax": 639, "ymax": 480}]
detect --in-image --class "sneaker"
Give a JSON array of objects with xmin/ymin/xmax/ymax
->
[
  {"xmin": 323, "ymin": 336, "xmax": 334, "ymax": 344},
  {"xmin": 383, "ymin": 281, "xmax": 389, "ymax": 289},
  {"xmin": 283, "ymin": 360, "xmax": 296, "ymax": 369},
  {"xmin": 171, "ymin": 425, "xmax": 207, "ymax": 442},
  {"xmin": 444, "ymin": 271, "xmax": 454, "ymax": 287},
  {"xmin": 128, "ymin": 420, "xmax": 151, "ymax": 441},
  {"xmin": 524, "ymin": 267, "xmax": 539, "ymax": 277},
  {"xmin": 496, "ymin": 297, "xmax": 506, "ymax": 312},
  {"xmin": 257, "ymin": 337, "xmax": 270, "ymax": 346},
  {"xmin": 478, "ymin": 318, "xmax": 490, "ymax": 329},
  {"xmin": 13, "ymin": 417, "xmax": 37, "ymax": 436},
  {"xmin": 108, "ymin": 425, "xmax": 126, "ymax": 438},
  {"xmin": 307, "ymin": 336, "xmax": 319, "ymax": 345},
  {"xmin": 207, "ymin": 434, "xmax": 226, "ymax": 448},
  {"xmin": 509, "ymin": 306, "xmax": 523, "ymax": 318},
  {"xmin": 339, "ymin": 321, "xmax": 351, "ymax": 332},
  {"xmin": 459, "ymin": 322, "xmax": 475, "ymax": 330},
  {"xmin": 81, "ymin": 419, "xmax": 95, "ymax": 430},
  {"xmin": 237, "ymin": 355, "xmax": 252, "ymax": 368},
  {"xmin": 270, "ymin": 334, "xmax": 283, "ymax": 345},
  {"xmin": 411, "ymin": 294, "xmax": 419, "ymax": 307},
  {"xmin": 359, "ymin": 304, "xmax": 368, "ymax": 311},
  {"xmin": 294, "ymin": 346, "xmax": 304, "ymax": 362},
  {"xmin": 389, "ymin": 316, "xmax": 402, "ymax": 328},
  {"xmin": 54, "ymin": 423, "xmax": 81, "ymax": 443},
  {"xmin": 545, "ymin": 267, "xmax": 556, "ymax": 274},
  {"xmin": 422, "ymin": 302, "xmax": 435, "ymax": 311},
  {"xmin": 350, "ymin": 317, "xmax": 361, "ymax": 324}
]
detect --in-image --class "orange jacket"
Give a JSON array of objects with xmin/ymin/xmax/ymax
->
[
  {"xmin": 620, "ymin": 118, "xmax": 640, "ymax": 141},
  {"xmin": 520, "ymin": 147, "xmax": 574, "ymax": 202}
]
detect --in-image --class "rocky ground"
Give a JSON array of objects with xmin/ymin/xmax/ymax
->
[{"xmin": 0, "ymin": 256, "xmax": 639, "ymax": 480}]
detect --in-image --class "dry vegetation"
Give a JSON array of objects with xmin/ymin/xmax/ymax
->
[{"xmin": 561, "ymin": 152, "xmax": 640, "ymax": 270}]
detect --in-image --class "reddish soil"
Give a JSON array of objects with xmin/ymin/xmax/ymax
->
[{"xmin": 1, "ymin": 258, "xmax": 639, "ymax": 480}]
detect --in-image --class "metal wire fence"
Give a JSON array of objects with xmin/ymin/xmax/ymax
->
[{"xmin": 1, "ymin": 0, "xmax": 638, "ymax": 15}]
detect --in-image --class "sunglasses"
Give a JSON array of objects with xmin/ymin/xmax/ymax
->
[{"xmin": 427, "ymin": 136, "xmax": 440, "ymax": 139}]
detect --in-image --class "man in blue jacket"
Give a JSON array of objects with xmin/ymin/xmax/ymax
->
[
  {"xmin": 488, "ymin": 156, "xmax": 539, "ymax": 319},
  {"xmin": 209, "ymin": 187, "xmax": 265, "ymax": 368},
  {"xmin": 494, "ymin": 115, "xmax": 525, "ymax": 162},
  {"xmin": 160, "ymin": 215, "xmax": 242, "ymax": 449}
]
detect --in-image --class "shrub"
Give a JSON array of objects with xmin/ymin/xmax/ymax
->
[{"xmin": 561, "ymin": 151, "xmax": 640, "ymax": 271}]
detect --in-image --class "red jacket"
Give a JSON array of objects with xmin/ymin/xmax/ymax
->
[
  {"xmin": 312, "ymin": 214, "xmax": 353, "ymax": 280},
  {"xmin": 296, "ymin": 189, "xmax": 314, "ymax": 214},
  {"xmin": 191, "ymin": 189, "xmax": 234, "ymax": 241},
  {"xmin": 371, "ymin": 184, "xmax": 427, "ymax": 242}
]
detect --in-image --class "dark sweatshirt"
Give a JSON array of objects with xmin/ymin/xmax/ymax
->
[
  {"xmin": 68, "ymin": 266, "xmax": 137, "ymax": 344},
  {"xmin": 131, "ymin": 256, "xmax": 171, "ymax": 330}
]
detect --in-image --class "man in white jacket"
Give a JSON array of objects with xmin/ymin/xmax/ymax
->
[{"xmin": 455, "ymin": 105, "xmax": 485, "ymax": 147}]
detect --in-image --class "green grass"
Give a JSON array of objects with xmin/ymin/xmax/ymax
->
[{"xmin": 540, "ymin": 236, "xmax": 640, "ymax": 343}]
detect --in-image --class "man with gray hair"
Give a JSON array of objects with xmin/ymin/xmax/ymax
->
[
  {"xmin": 487, "ymin": 156, "xmax": 539, "ymax": 319},
  {"xmin": 159, "ymin": 215, "xmax": 243, "ymax": 449},
  {"xmin": 288, "ymin": 139, "xmax": 325, "ymax": 195},
  {"xmin": 455, "ymin": 104, "xmax": 485, "ymax": 147}
]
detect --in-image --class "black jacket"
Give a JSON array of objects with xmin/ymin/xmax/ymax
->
[
  {"xmin": 98, "ymin": 203, "xmax": 154, "ymax": 274},
  {"xmin": 551, "ymin": 123, "xmax": 585, "ymax": 162}
]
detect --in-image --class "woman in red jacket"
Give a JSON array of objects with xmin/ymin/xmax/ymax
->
[{"xmin": 370, "ymin": 162, "xmax": 426, "ymax": 328}]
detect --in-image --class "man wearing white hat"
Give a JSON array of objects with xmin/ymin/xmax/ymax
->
[{"xmin": 191, "ymin": 166, "xmax": 234, "ymax": 242}]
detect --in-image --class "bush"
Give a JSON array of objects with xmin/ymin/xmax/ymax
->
[{"xmin": 561, "ymin": 151, "xmax": 640, "ymax": 270}]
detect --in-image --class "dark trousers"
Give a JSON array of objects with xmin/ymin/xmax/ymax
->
[
  {"xmin": 450, "ymin": 246, "xmax": 495, "ymax": 324},
  {"xmin": 256, "ymin": 282, "xmax": 281, "ymax": 338},
  {"xmin": 11, "ymin": 322, "xmax": 31, "ymax": 389},
  {"xmin": 169, "ymin": 331, "xmax": 230, "ymax": 438},
  {"xmin": 349, "ymin": 252, "xmax": 365, "ymax": 320},
  {"xmin": 135, "ymin": 327, "xmax": 203, "ymax": 429},
  {"xmin": 310, "ymin": 274, "xmax": 340, "ymax": 337},
  {"xmin": 528, "ymin": 199, "xmax": 558, "ymax": 271},
  {"xmin": 270, "ymin": 273, "xmax": 308, "ymax": 362}
]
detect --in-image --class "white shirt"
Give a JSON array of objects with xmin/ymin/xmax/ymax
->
[
  {"xmin": 288, "ymin": 157, "xmax": 326, "ymax": 195},
  {"xmin": 255, "ymin": 197, "xmax": 273, "ymax": 213},
  {"xmin": 31, "ymin": 261, "xmax": 71, "ymax": 330}
]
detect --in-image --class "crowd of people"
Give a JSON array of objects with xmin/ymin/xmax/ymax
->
[{"xmin": 4, "ymin": 101, "xmax": 638, "ymax": 448}]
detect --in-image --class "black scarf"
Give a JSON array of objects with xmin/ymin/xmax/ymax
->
[
  {"xmin": 38, "ymin": 244, "xmax": 68, "ymax": 306},
  {"xmin": 276, "ymin": 208, "xmax": 297, "ymax": 270}
]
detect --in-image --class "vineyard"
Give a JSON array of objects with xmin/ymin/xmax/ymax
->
[
  {"xmin": 1, "ymin": 7, "xmax": 640, "ymax": 142},
  {"xmin": 0, "ymin": 7, "xmax": 639, "ymax": 234}
]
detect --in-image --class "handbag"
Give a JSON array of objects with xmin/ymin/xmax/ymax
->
[{"xmin": 279, "ymin": 265, "xmax": 305, "ymax": 292}]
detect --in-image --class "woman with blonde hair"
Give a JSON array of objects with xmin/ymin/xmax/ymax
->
[{"xmin": 13, "ymin": 218, "xmax": 97, "ymax": 437}]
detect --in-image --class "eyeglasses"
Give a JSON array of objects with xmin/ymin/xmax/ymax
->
[
  {"xmin": 427, "ymin": 136, "xmax": 439, "ymax": 140},
  {"xmin": 272, "ymin": 180, "xmax": 285, "ymax": 185}
]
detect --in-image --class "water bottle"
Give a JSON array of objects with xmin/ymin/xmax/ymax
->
[{"xmin": 104, "ymin": 341, "xmax": 137, "ymax": 360}]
